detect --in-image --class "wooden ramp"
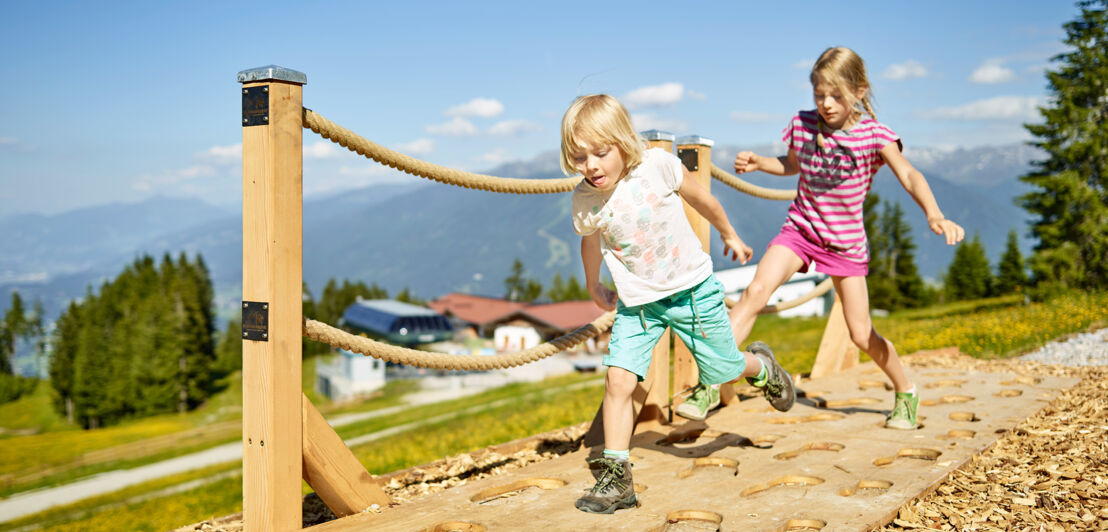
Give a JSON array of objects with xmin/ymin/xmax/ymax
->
[{"xmin": 307, "ymin": 359, "xmax": 1077, "ymax": 532}]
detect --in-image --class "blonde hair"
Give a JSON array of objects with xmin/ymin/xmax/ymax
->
[
  {"xmin": 559, "ymin": 94, "xmax": 644, "ymax": 177},
  {"xmin": 810, "ymin": 47, "xmax": 877, "ymax": 148}
]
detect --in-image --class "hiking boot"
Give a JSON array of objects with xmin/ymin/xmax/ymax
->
[
  {"xmin": 885, "ymin": 391, "xmax": 919, "ymax": 430},
  {"xmin": 576, "ymin": 457, "xmax": 637, "ymax": 514},
  {"xmin": 675, "ymin": 383, "xmax": 721, "ymax": 421},
  {"xmin": 746, "ymin": 341, "xmax": 795, "ymax": 412}
]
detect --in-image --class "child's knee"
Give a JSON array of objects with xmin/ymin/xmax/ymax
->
[{"xmin": 606, "ymin": 368, "xmax": 639, "ymax": 396}]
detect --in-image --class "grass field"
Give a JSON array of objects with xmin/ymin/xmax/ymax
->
[{"xmin": 0, "ymin": 290, "xmax": 1105, "ymax": 531}]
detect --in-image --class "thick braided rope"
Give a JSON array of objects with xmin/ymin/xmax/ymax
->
[
  {"xmin": 303, "ymin": 311, "xmax": 615, "ymax": 370},
  {"xmin": 710, "ymin": 164, "xmax": 796, "ymax": 201},
  {"xmin": 724, "ymin": 277, "xmax": 834, "ymax": 314},
  {"xmin": 303, "ymin": 109, "xmax": 581, "ymax": 195}
]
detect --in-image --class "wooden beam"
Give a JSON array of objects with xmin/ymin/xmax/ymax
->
[
  {"xmin": 240, "ymin": 66, "xmax": 306, "ymax": 532},
  {"xmin": 810, "ymin": 293, "xmax": 859, "ymax": 378},
  {"xmin": 302, "ymin": 394, "xmax": 391, "ymax": 516}
]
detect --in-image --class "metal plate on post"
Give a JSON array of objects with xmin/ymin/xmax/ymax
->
[
  {"xmin": 678, "ymin": 148, "xmax": 699, "ymax": 172},
  {"xmin": 242, "ymin": 85, "xmax": 269, "ymax": 127},
  {"xmin": 242, "ymin": 301, "xmax": 269, "ymax": 341}
]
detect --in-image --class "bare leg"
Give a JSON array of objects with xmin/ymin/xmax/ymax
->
[
  {"xmin": 601, "ymin": 366, "xmax": 639, "ymax": 451},
  {"xmin": 729, "ymin": 245, "xmax": 806, "ymax": 348},
  {"xmin": 833, "ymin": 276, "xmax": 913, "ymax": 392}
]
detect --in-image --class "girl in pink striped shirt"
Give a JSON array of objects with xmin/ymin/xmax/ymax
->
[{"xmin": 727, "ymin": 47, "xmax": 964, "ymax": 429}]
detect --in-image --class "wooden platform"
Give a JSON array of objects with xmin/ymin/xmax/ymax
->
[{"xmin": 307, "ymin": 361, "xmax": 1077, "ymax": 532}]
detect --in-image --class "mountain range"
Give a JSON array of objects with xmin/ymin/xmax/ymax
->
[{"xmin": 0, "ymin": 143, "xmax": 1041, "ymax": 327}]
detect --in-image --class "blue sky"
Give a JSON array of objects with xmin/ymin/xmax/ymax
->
[{"xmin": 0, "ymin": 1, "xmax": 1077, "ymax": 216}]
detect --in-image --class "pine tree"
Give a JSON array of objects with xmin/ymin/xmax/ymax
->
[
  {"xmin": 1019, "ymin": 0, "xmax": 1108, "ymax": 290},
  {"xmin": 564, "ymin": 275, "xmax": 590, "ymax": 301},
  {"xmin": 995, "ymin": 230, "xmax": 1030, "ymax": 294},
  {"xmin": 2, "ymin": 292, "xmax": 28, "ymax": 375},
  {"xmin": 547, "ymin": 273, "xmax": 567, "ymax": 302},
  {"xmin": 886, "ymin": 203, "xmax": 926, "ymax": 308},
  {"xmin": 49, "ymin": 301, "xmax": 81, "ymax": 422},
  {"xmin": 504, "ymin": 258, "xmax": 528, "ymax": 302},
  {"xmin": 945, "ymin": 233, "xmax": 993, "ymax": 301},
  {"xmin": 863, "ymin": 195, "xmax": 894, "ymax": 309}
]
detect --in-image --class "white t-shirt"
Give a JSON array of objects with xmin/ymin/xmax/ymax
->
[{"xmin": 571, "ymin": 148, "xmax": 713, "ymax": 307}]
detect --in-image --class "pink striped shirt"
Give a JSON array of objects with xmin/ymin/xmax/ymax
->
[{"xmin": 781, "ymin": 110, "xmax": 901, "ymax": 263}]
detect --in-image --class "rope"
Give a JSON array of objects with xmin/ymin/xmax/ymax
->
[
  {"xmin": 709, "ymin": 164, "xmax": 796, "ymax": 201},
  {"xmin": 303, "ymin": 311, "xmax": 615, "ymax": 370},
  {"xmin": 724, "ymin": 277, "xmax": 834, "ymax": 314},
  {"xmin": 303, "ymin": 109, "xmax": 583, "ymax": 195}
]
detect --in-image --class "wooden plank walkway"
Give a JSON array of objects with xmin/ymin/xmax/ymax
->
[{"xmin": 307, "ymin": 359, "xmax": 1077, "ymax": 532}]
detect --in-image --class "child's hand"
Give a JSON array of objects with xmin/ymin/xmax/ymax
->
[
  {"xmin": 722, "ymin": 234, "xmax": 753, "ymax": 265},
  {"xmin": 929, "ymin": 216, "xmax": 965, "ymax": 245},
  {"xmin": 733, "ymin": 151, "xmax": 760, "ymax": 174},
  {"xmin": 589, "ymin": 283, "xmax": 618, "ymax": 311}
]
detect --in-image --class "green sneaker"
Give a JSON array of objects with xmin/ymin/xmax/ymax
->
[
  {"xmin": 576, "ymin": 457, "xmax": 637, "ymax": 514},
  {"xmin": 675, "ymin": 383, "xmax": 721, "ymax": 421},
  {"xmin": 885, "ymin": 391, "xmax": 919, "ymax": 430},
  {"xmin": 746, "ymin": 342, "xmax": 795, "ymax": 412}
]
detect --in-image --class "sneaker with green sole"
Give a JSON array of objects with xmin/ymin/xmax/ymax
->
[
  {"xmin": 885, "ymin": 391, "xmax": 919, "ymax": 430},
  {"xmin": 746, "ymin": 341, "xmax": 795, "ymax": 412},
  {"xmin": 675, "ymin": 383, "xmax": 721, "ymax": 421},
  {"xmin": 576, "ymin": 457, "xmax": 637, "ymax": 514}
]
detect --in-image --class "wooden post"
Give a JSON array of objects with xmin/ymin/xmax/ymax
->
[
  {"xmin": 638, "ymin": 130, "xmax": 675, "ymax": 429},
  {"xmin": 673, "ymin": 136, "xmax": 720, "ymax": 406},
  {"xmin": 239, "ymin": 65, "xmax": 306, "ymax": 532},
  {"xmin": 583, "ymin": 130, "xmax": 676, "ymax": 447},
  {"xmin": 810, "ymin": 292, "xmax": 859, "ymax": 378}
]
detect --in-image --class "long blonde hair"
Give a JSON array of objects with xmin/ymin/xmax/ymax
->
[
  {"xmin": 559, "ymin": 94, "xmax": 644, "ymax": 177},
  {"xmin": 810, "ymin": 47, "xmax": 876, "ymax": 148}
]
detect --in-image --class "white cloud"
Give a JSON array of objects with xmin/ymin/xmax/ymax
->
[
  {"xmin": 630, "ymin": 113, "xmax": 688, "ymax": 134},
  {"xmin": 304, "ymin": 141, "xmax": 343, "ymax": 159},
  {"xmin": 882, "ymin": 60, "xmax": 928, "ymax": 80},
  {"xmin": 480, "ymin": 148, "xmax": 516, "ymax": 164},
  {"xmin": 200, "ymin": 143, "xmax": 242, "ymax": 163},
  {"xmin": 132, "ymin": 164, "xmax": 218, "ymax": 192},
  {"xmin": 446, "ymin": 98, "xmax": 504, "ymax": 118},
  {"xmin": 792, "ymin": 59, "xmax": 814, "ymax": 70},
  {"xmin": 488, "ymin": 119, "xmax": 541, "ymax": 136},
  {"xmin": 687, "ymin": 90, "xmax": 707, "ymax": 101},
  {"xmin": 0, "ymin": 137, "xmax": 16, "ymax": 145},
  {"xmin": 624, "ymin": 83, "xmax": 684, "ymax": 108},
  {"xmin": 970, "ymin": 61, "xmax": 1016, "ymax": 84},
  {"xmin": 426, "ymin": 117, "xmax": 478, "ymax": 136},
  {"xmin": 393, "ymin": 138, "xmax": 434, "ymax": 155},
  {"xmin": 925, "ymin": 96, "xmax": 1042, "ymax": 121},
  {"xmin": 729, "ymin": 111, "xmax": 783, "ymax": 124}
]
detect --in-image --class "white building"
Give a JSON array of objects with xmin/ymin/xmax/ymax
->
[
  {"xmin": 315, "ymin": 348, "xmax": 387, "ymax": 402},
  {"xmin": 715, "ymin": 264, "xmax": 831, "ymax": 318}
]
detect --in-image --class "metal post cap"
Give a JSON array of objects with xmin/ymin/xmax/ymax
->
[
  {"xmin": 237, "ymin": 65, "xmax": 307, "ymax": 85},
  {"xmin": 676, "ymin": 135, "xmax": 714, "ymax": 147},
  {"xmin": 640, "ymin": 130, "xmax": 676, "ymax": 142}
]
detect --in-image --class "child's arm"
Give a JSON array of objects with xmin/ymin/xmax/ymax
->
[
  {"xmin": 678, "ymin": 167, "xmax": 753, "ymax": 264},
  {"xmin": 581, "ymin": 233, "xmax": 617, "ymax": 310},
  {"xmin": 734, "ymin": 149, "xmax": 799, "ymax": 176},
  {"xmin": 879, "ymin": 143, "xmax": 965, "ymax": 246}
]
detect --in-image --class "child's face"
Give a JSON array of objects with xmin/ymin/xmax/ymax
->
[
  {"xmin": 572, "ymin": 140, "xmax": 625, "ymax": 191},
  {"xmin": 812, "ymin": 81, "xmax": 862, "ymax": 129}
]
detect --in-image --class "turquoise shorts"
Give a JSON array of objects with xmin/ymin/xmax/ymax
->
[{"xmin": 604, "ymin": 274, "xmax": 746, "ymax": 385}]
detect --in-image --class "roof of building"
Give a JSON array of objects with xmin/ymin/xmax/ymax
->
[
  {"xmin": 515, "ymin": 300, "xmax": 607, "ymax": 331},
  {"xmin": 341, "ymin": 299, "xmax": 453, "ymax": 345},
  {"xmin": 427, "ymin": 293, "xmax": 528, "ymax": 326}
]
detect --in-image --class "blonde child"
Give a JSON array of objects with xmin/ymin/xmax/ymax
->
[
  {"xmin": 717, "ymin": 46, "xmax": 965, "ymax": 430},
  {"xmin": 563, "ymin": 94, "xmax": 796, "ymax": 514}
]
